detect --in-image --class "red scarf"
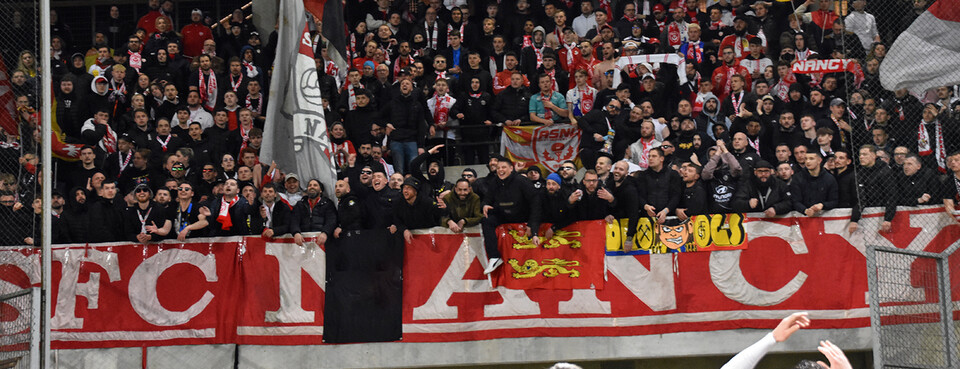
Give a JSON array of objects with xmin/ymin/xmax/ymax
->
[
  {"xmin": 117, "ymin": 150, "xmax": 132, "ymax": 177},
  {"xmin": 394, "ymin": 55, "xmax": 414, "ymax": 76},
  {"xmin": 540, "ymin": 90, "xmax": 554, "ymax": 119},
  {"xmin": 522, "ymin": 35, "xmax": 533, "ymax": 49},
  {"xmin": 424, "ymin": 21, "xmax": 439, "ymax": 49},
  {"xmin": 217, "ymin": 195, "xmax": 239, "ymax": 230},
  {"xmin": 230, "ymin": 74, "xmax": 243, "ymax": 92},
  {"xmin": 245, "ymin": 93, "xmax": 263, "ymax": 114},
  {"xmin": 918, "ymin": 120, "xmax": 946, "ymax": 173},
  {"xmin": 128, "ymin": 50, "xmax": 142, "ymax": 71},
  {"xmin": 446, "ymin": 22, "xmax": 466, "ymax": 47},
  {"xmin": 239, "ymin": 126, "xmax": 251, "ymax": 153},
  {"xmin": 156, "ymin": 135, "xmax": 172, "ymax": 152},
  {"xmin": 198, "ymin": 69, "xmax": 217, "ymax": 110},
  {"xmin": 667, "ymin": 22, "xmax": 683, "ymax": 48},
  {"xmin": 242, "ymin": 60, "xmax": 259, "ymax": 78},
  {"xmin": 432, "ymin": 93, "xmax": 451, "ymax": 126}
]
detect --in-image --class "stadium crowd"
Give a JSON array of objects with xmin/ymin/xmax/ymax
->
[{"xmin": 1, "ymin": 0, "xmax": 959, "ymax": 272}]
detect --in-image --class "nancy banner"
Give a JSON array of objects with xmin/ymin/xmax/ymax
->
[{"xmin": 1, "ymin": 207, "xmax": 958, "ymax": 348}]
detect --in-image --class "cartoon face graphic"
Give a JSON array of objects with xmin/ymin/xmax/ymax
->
[{"xmin": 658, "ymin": 221, "xmax": 693, "ymax": 250}]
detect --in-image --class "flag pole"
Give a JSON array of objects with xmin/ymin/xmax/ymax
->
[{"xmin": 40, "ymin": 0, "xmax": 53, "ymax": 365}]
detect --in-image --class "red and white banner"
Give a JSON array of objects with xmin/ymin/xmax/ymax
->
[
  {"xmin": 791, "ymin": 59, "xmax": 858, "ymax": 74},
  {"xmin": 500, "ymin": 124, "xmax": 581, "ymax": 172},
  {"xmin": 1, "ymin": 207, "xmax": 958, "ymax": 348}
]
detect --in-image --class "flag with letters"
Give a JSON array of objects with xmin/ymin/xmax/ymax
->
[{"xmin": 261, "ymin": 0, "xmax": 338, "ymax": 199}]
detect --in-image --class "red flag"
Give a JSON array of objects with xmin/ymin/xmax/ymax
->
[
  {"xmin": 881, "ymin": 0, "xmax": 960, "ymax": 93},
  {"xmin": 304, "ymin": 0, "xmax": 325, "ymax": 20},
  {"xmin": 491, "ymin": 220, "xmax": 606, "ymax": 290},
  {"xmin": 0, "ymin": 58, "xmax": 18, "ymax": 136}
]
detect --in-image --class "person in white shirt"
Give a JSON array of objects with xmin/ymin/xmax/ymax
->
[
  {"xmin": 572, "ymin": 1, "xmax": 598, "ymax": 37},
  {"xmin": 721, "ymin": 312, "xmax": 852, "ymax": 369},
  {"xmin": 844, "ymin": 0, "xmax": 880, "ymax": 51}
]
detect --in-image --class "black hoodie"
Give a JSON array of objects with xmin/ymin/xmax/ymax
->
[{"xmin": 409, "ymin": 152, "xmax": 455, "ymax": 199}]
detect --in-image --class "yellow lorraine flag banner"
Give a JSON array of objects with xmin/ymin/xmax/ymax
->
[{"xmin": 605, "ymin": 214, "xmax": 749, "ymax": 255}]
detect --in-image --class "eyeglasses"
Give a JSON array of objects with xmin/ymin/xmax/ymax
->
[
  {"xmin": 135, "ymin": 188, "xmax": 150, "ymax": 193},
  {"xmin": 172, "ymin": 167, "xmax": 184, "ymax": 171},
  {"xmin": 462, "ymin": 174, "xmax": 475, "ymax": 178},
  {"xmin": 178, "ymin": 187, "xmax": 193, "ymax": 192},
  {"xmin": 203, "ymin": 168, "xmax": 215, "ymax": 172},
  {"xmin": 361, "ymin": 170, "xmax": 373, "ymax": 174},
  {"xmin": 607, "ymin": 105, "xmax": 620, "ymax": 111},
  {"xmin": 561, "ymin": 166, "xmax": 576, "ymax": 171}
]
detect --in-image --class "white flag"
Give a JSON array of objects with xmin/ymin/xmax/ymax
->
[{"xmin": 262, "ymin": 0, "xmax": 338, "ymax": 201}]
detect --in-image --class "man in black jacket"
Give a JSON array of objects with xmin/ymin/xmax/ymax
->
[
  {"xmin": 208, "ymin": 178, "xmax": 255, "ymax": 237},
  {"xmin": 609, "ymin": 160, "xmax": 640, "ymax": 248},
  {"xmin": 61, "ymin": 188, "xmax": 93, "ymax": 243},
  {"xmin": 334, "ymin": 179, "xmax": 364, "ymax": 237},
  {"xmin": 895, "ymin": 153, "xmax": 938, "ymax": 207},
  {"xmin": 255, "ymin": 182, "xmax": 292, "ymax": 240},
  {"xmin": 481, "ymin": 158, "xmax": 542, "ymax": 274},
  {"xmin": 850, "ymin": 145, "xmax": 896, "ymax": 233},
  {"xmin": 126, "ymin": 184, "xmax": 171, "ymax": 244},
  {"xmin": 490, "ymin": 72, "xmax": 531, "ymax": 126},
  {"xmin": 291, "ymin": 179, "xmax": 338, "ymax": 246},
  {"xmin": 391, "ymin": 177, "xmax": 441, "ymax": 243},
  {"xmin": 386, "ymin": 79, "xmax": 430, "ymax": 175},
  {"xmin": 639, "ymin": 148, "xmax": 681, "ymax": 223},
  {"xmin": 579, "ymin": 98, "xmax": 622, "ymax": 171},
  {"xmin": 364, "ymin": 170, "xmax": 401, "ymax": 230},
  {"xmin": 87, "ymin": 181, "xmax": 127, "ymax": 242},
  {"xmin": 569, "ymin": 169, "xmax": 614, "ymax": 222},
  {"xmin": 541, "ymin": 173, "xmax": 573, "ymax": 239},
  {"xmin": 791, "ymin": 152, "xmax": 839, "ymax": 216},
  {"xmin": 832, "ymin": 150, "xmax": 858, "ymax": 210},
  {"xmin": 0, "ymin": 191, "xmax": 32, "ymax": 246},
  {"xmin": 678, "ymin": 162, "xmax": 709, "ymax": 219},
  {"xmin": 732, "ymin": 160, "xmax": 793, "ymax": 216}
]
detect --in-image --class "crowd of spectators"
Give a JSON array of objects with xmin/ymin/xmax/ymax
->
[{"xmin": 0, "ymin": 0, "xmax": 959, "ymax": 270}]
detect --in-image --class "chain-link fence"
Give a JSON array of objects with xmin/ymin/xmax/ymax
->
[
  {"xmin": 0, "ymin": 0, "xmax": 41, "ymax": 249},
  {"xmin": 0, "ymin": 288, "xmax": 40, "ymax": 369},
  {"xmin": 867, "ymin": 245, "xmax": 958, "ymax": 368},
  {"xmin": 838, "ymin": 0, "xmax": 960, "ymax": 226}
]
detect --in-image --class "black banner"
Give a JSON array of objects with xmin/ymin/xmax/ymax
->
[{"xmin": 322, "ymin": 229, "xmax": 403, "ymax": 343}]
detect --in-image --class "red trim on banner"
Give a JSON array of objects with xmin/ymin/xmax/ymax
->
[{"xmin": 1, "ymin": 208, "xmax": 958, "ymax": 348}]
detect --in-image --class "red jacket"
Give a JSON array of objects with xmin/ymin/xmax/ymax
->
[
  {"xmin": 181, "ymin": 23, "xmax": 213, "ymax": 58},
  {"xmin": 137, "ymin": 11, "xmax": 172, "ymax": 35},
  {"xmin": 711, "ymin": 62, "xmax": 751, "ymax": 101}
]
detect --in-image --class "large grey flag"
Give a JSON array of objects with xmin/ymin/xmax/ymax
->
[{"xmin": 262, "ymin": 0, "xmax": 338, "ymax": 200}]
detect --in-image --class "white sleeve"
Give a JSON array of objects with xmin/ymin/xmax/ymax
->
[{"xmin": 720, "ymin": 332, "xmax": 778, "ymax": 369}]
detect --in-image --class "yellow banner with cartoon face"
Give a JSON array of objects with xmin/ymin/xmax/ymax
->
[{"xmin": 605, "ymin": 214, "xmax": 749, "ymax": 254}]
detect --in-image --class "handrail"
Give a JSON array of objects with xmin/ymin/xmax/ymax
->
[{"xmin": 211, "ymin": 1, "xmax": 253, "ymax": 29}]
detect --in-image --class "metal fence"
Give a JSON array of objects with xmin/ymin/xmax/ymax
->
[
  {"xmin": 0, "ymin": 0, "xmax": 41, "ymax": 248},
  {"xmin": 867, "ymin": 245, "xmax": 958, "ymax": 368},
  {"xmin": 842, "ymin": 0, "xmax": 960, "ymax": 222},
  {"xmin": 0, "ymin": 288, "xmax": 40, "ymax": 369}
]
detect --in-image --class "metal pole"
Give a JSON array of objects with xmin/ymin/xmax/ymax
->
[
  {"xmin": 865, "ymin": 245, "xmax": 882, "ymax": 369},
  {"xmin": 40, "ymin": 0, "xmax": 53, "ymax": 365}
]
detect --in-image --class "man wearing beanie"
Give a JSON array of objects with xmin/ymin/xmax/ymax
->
[
  {"xmin": 391, "ymin": 177, "xmax": 441, "ymax": 243},
  {"xmin": 541, "ymin": 173, "xmax": 573, "ymax": 240}
]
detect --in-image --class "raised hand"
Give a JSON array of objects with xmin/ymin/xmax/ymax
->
[{"xmin": 772, "ymin": 311, "xmax": 810, "ymax": 342}]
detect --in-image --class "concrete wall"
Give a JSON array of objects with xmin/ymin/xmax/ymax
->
[{"xmin": 53, "ymin": 327, "xmax": 872, "ymax": 368}]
